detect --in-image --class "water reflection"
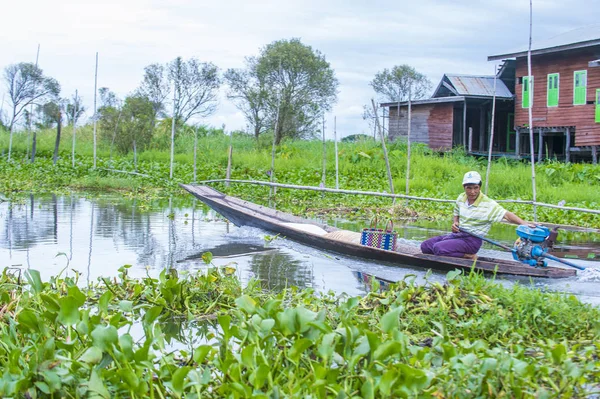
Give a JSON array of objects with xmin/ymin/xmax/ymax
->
[
  {"xmin": 248, "ymin": 251, "xmax": 314, "ymax": 291},
  {"xmin": 0, "ymin": 193, "xmax": 599, "ymax": 304}
]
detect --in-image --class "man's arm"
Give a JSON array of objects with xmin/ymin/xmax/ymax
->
[
  {"xmin": 452, "ymin": 215, "xmax": 460, "ymax": 232},
  {"xmin": 503, "ymin": 211, "xmax": 530, "ymax": 225}
]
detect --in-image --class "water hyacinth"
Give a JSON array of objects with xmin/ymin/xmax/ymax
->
[{"xmin": 0, "ymin": 265, "xmax": 599, "ymax": 398}]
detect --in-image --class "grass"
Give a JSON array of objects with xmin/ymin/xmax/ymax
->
[{"xmin": 0, "ymin": 126, "xmax": 598, "ymax": 227}]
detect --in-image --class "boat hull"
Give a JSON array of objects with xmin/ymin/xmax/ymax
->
[{"xmin": 181, "ymin": 184, "xmax": 576, "ymax": 278}]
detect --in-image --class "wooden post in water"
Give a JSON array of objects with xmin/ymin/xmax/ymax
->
[
  {"xmin": 72, "ymin": 90, "xmax": 78, "ymax": 168},
  {"xmin": 133, "ymin": 140, "xmax": 137, "ymax": 171},
  {"xmin": 170, "ymin": 83, "xmax": 176, "ymax": 179},
  {"xmin": 538, "ymin": 128, "xmax": 544, "ymax": 164},
  {"xmin": 321, "ymin": 114, "xmax": 326, "ymax": 188},
  {"xmin": 462, "ymin": 101, "xmax": 467, "ymax": 149},
  {"xmin": 485, "ymin": 64, "xmax": 498, "ymax": 195},
  {"xmin": 565, "ymin": 127, "xmax": 571, "ymax": 163},
  {"xmin": 193, "ymin": 126, "xmax": 198, "ymax": 182},
  {"xmin": 226, "ymin": 126, "xmax": 232, "ymax": 188},
  {"xmin": 405, "ymin": 87, "xmax": 412, "ymax": 206},
  {"xmin": 371, "ymin": 99, "xmax": 395, "ymax": 200},
  {"xmin": 269, "ymin": 102, "xmax": 281, "ymax": 200},
  {"xmin": 515, "ymin": 127, "xmax": 520, "ymax": 158},
  {"xmin": 92, "ymin": 52, "xmax": 98, "ymax": 168},
  {"xmin": 334, "ymin": 116, "xmax": 339, "ymax": 189}
]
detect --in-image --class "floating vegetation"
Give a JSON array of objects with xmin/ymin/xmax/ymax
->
[{"xmin": 1, "ymin": 264, "xmax": 599, "ymax": 398}]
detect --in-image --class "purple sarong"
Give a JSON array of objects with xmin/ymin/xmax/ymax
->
[{"xmin": 420, "ymin": 233, "xmax": 482, "ymax": 258}]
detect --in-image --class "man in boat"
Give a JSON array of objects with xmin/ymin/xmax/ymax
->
[{"xmin": 420, "ymin": 171, "xmax": 530, "ymax": 259}]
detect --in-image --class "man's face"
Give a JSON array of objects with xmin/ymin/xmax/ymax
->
[{"xmin": 463, "ymin": 184, "xmax": 481, "ymax": 202}]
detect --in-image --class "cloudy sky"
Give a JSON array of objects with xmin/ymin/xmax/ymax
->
[{"xmin": 0, "ymin": 0, "xmax": 595, "ymax": 139}]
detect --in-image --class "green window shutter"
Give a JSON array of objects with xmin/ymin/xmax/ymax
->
[
  {"xmin": 596, "ymin": 89, "xmax": 600, "ymax": 123},
  {"xmin": 522, "ymin": 76, "xmax": 533, "ymax": 108},
  {"xmin": 547, "ymin": 73, "xmax": 559, "ymax": 107},
  {"xmin": 574, "ymin": 70, "xmax": 587, "ymax": 105}
]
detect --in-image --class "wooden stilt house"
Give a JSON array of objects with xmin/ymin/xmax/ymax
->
[
  {"xmin": 488, "ymin": 25, "xmax": 600, "ymax": 163},
  {"xmin": 383, "ymin": 71, "xmax": 515, "ymax": 152}
]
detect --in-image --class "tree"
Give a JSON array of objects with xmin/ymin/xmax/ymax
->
[
  {"xmin": 116, "ymin": 95, "xmax": 155, "ymax": 163},
  {"xmin": 255, "ymin": 38, "xmax": 338, "ymax": 145},
  {"xmin": 370, "ymin": 64, "xmax": 432, "ymax": 102},
  {"xmin": 96, "ymin": 88, "xmax": 122, "ymax": 158},
  {"xmin": 137, "ymin": 63, "xmax": 170, "ymax": 124},
  {"xmin": 168, "ymin": 57, "xmax": 220, "ymax": 124},
  {"xmin": 224, "ymin": 66, "xmax": 269, "ymax": 140},
  {"xmin": 65, "ymin": 93, "xmax": 86, "ymax": 126},
  {"xmin": 4, "ymin": 62, "xmax": 60, "ymax": 160},
  {"xmin": 38, "ymin": 100, "xmax": 65, "ymax": 164}
]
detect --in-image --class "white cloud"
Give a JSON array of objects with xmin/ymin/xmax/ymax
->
[{"xmin": 0, "ymin": 0, "xmax": 594, "ymax": 139}]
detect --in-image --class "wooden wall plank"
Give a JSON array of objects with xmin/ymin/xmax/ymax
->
[{"xmin": 514, "ymin": 47, "xmax": 600, "ymax": 146}]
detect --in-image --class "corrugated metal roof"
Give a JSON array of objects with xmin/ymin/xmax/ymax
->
[
  {"xmin": 488, "ymin": 24, "xmax": 600, "ymax": 60},
  {"xmin": 445, "ymin": 75, "xmax": 513, "ymax": 98},
  {"xmin": 380, "ymin": 96, "xmax": 466, "ymax": 107}
]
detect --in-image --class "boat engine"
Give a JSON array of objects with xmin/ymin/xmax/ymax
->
[{"xmin": 512, "ymin": 225, "xmax": 558, "ymax": 267}]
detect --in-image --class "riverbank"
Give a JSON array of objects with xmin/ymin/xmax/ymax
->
[{"xmin": 1, "ymin": 132, "xmax": 599, "ymax": 227}]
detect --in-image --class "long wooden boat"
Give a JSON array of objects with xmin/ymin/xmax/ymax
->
[{"xmin": 181, "ymin": 185, "xmax": 576, "ymax": 278}]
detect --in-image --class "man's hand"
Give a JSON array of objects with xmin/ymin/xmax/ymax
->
[{"xmin": 452, "ymin": 222, "xmax": 460, "ymax": 233}]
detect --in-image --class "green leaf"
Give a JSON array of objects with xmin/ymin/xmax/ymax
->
[
  {"xmin": 551, "ymin": 343, "xmax": 567, "ymax": 364},
  {"xmin": 241, "ymin": 344, "xmax": 256, "ymax": 368},
  {"xmin": 446, "ymin": 269, "xmax": 462, "ymax": 282},
  {"xmin": 87, "ymin": 369, "xmax": 110, "ymax": 398},
  {"xmin": 381, "ymin": 308, "xmax": 401, "ymax": 333},
  {"xmin": 57, "ymin": 296, "xmax": 81, "ymax": 325},
  {"xmin": 288, "ymin": 338, "xmax": 313, "ymax": 363},
  {"xmin": 235, "ymin": 295, "xmax": 257, "ymax": 313},
  {"xmin": 98, "ymin": 291, "xmax": 113, "ymax": 314},
  {"xmin": 67, "ymin": 285, "xmax": 87, "ymax": 307},
  {"xmin": 91, "ymin": 325, "xmax": 118, "ymax": 351},
  {"xmin": 360, "ymin": 375, "xmax": 374, "ymax": 399},
  {"xmin": 17, "ymin": 309, "xmax": 40, "ymax": 332},
  {"xmin": 144, "ymin": 306, "xmax": 163, "ymax": 324},
  {"xmin": 193, "ymin": 345, "xmax": 213, "ymax": 364},
  {"xmin": 25, "ymin": 269, "xmax": 43, "ymax": 294},
  {"xmin": 201, "ymin": 252, "xmax": 213, "ymax": 264},
  {"xmin": 318, "ymin": 333, "xmax": 337, "ymax": 361},
  {"xmin": 374, "ymin": 341, "xmax": 402, "ymax": 361},
  {"xmin": 79, "ymin": 347, "xmax": 103, "ymax": 364},
  {"xmin": 250, "ymin": 364, "xmax": 270, "ymax": 389},
  {"xmin": 119, "ymin": 300, "xmax": 133, "ymax": 313},
  {"xmin": 119, "ymin": 368, "xmax": 139, "ymax": 389},
  {"xmin": 171, "ymin": 366, "xmax": 191, "ymax": 395}
]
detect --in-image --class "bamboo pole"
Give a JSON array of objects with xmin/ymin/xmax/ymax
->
[
  {"xmin": 71, "ymin": 90, "xmax": 78, "ymax": 168},
  {"xmin": 321, "ymin": 114, "xmax": 326, "ymax": 188},
  {"xmin": 371, "ymin": 99, "xmax": 395, "ymax": 198},
  {"xmin": 334, "ymin": 116, "xmax": 339, "ymax": 189},
  {"xmin": 468, "ymin": 127, "xmax": 473, "ymax": 153},
  {"xmin": 405, "ymin": 87, "xmax": 412, "ymax": 206},
  {"xmin": 197, "ymin": 178, "xmax": 600, "ymax": 216},
  {"xmin": 226, "ymin": 126, "xmax": 232, "ymax": 188},
  {"xmin": 193, "ymin": 126, "xmax": 198, "ymax": 182},
  {"xmin": 485, "ymin": 63, "xmax": 498, "ymax": 195},
  {"xmin": 527, "ymin": 0, "xmax": 538, "ymax": 221},
  {"xmin": 92, "ymin": 52, "xmax": 98, "ymax": 168},
  {"xmin": 269, "ymin": 101, "xmax": 281, "ymax": 200},
  {"xmin": 170, "ymin": 83, "xmax": 176, "ymax": 179}
]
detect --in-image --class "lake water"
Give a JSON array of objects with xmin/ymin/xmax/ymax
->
[{"xmin": 2, "ymin": 193, "xmax": 599, "ymax": 304}]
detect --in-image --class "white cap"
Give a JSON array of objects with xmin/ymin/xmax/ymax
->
[{"xmin": 462, "ymin": 171, "xmax": 482, "ymax": 185}]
